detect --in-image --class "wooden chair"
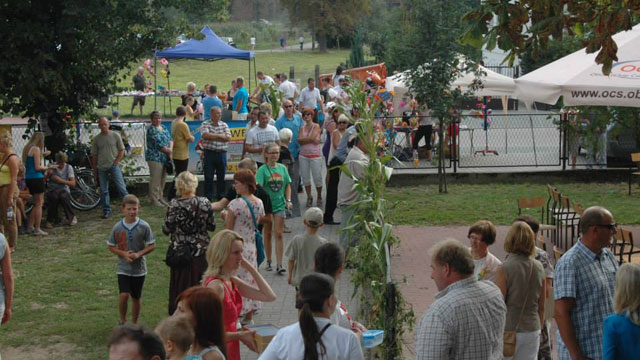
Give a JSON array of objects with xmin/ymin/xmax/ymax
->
[
  {"xmin": 517, "ymin": 196, "xmax": 555, "ymax": 250},
  {"xmin": 614, "ymin": 227, "xmax": 640, "ymax": 264},
  {"xmin": 629, "ymin": 153, "xmax": 640, "ymax": 195}
]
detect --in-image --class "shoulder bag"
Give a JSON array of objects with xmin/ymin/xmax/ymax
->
[
  {"xmin": 504, "ymin": 261, "xmax": 534, "ymax": 357},
  {"xmin": 241, "ymin": 196, "xmax": 265, "ymax": 266}
]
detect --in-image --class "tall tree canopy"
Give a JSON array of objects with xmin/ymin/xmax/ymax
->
[
  {"xmin": 0, "ymin": 0, "xmax": 228, "ymax": 121},
  {"xmin": 279, "ymin": 0, "xmax": 370, "ymax": 51},
  {"xmin": 461, "ymin": 0, "xmax": 640, "ymax": 74}
]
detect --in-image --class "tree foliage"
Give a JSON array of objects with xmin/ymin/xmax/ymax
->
[
  {"xmin": 461, "ymin": 0, "xmax": 640, "ymax": 74},
  {"xmin": 278, "ymin": 0, "xmax": 370, "ymax": 51},
  {"xmin": 0, "ymin": 0, "xmax": 228, "ymax": 122}
]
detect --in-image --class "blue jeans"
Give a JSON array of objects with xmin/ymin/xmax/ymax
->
[
  {"xmin": 203, "ymin": 150, "xmax": 226, "ymax": 201},
  {"xmin": 98, "ymin": 166, "xmax": 129, "ymax": 214}
]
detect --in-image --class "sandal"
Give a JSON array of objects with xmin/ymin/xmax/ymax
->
[{"xmin": 306, "ymin": 197, "xmax": 313, "ymax": 207}]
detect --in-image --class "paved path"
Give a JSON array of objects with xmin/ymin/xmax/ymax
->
[{"xmin": 239, "ymin": 196, "xmax": 356, "ymax": 359}]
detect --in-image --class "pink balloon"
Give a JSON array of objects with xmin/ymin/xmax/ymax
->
[
  {"xmin": 161, "ymin": 58, "xmax": 169, "ymax": 66},
  {"xmin": 143, "ymin": 58, "xmax": 151, "ymax": 67}
]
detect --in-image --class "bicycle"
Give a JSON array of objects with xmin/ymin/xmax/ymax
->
[{"xmin": 24, "ymin": 146, "xmax": 101, "ymax": 213}]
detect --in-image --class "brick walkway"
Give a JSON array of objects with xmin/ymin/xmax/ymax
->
[{"xmin": 239, "ymin": 198, "xmax": 356, "ymax": 359}]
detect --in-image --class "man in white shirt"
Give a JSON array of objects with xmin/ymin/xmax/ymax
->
[
  {"xmin": 252, "ymin": 71, "xmax": 275, "ymax": 101},
  {"xmin": 332, "ymin": 77, "xmax": 350, "ymax": 103},
  {"xmin": 278, "ymin": 74, "xmax": 298, "ymax": 100},
  {"xmin": 298, "ymin": 78, "xmax": 324, "ymax": 111},
  {"xmin": 244, "ymin": 110, "xmax": 280, "ymax": 166}
]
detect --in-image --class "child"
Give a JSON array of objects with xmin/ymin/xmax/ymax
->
[
  {"xmin": 107, "ymin": 194, "xmax": 156, "ymax": 325},
  {"xmin": 155, "ymin": 315, "xmax": 201, "ymax": 360},
  {"xmin": 285, "ymin": 207, "xmax": 327, "ymax": 287}
]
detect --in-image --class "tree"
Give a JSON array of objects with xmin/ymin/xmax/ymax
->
[
  {"xmin": 279, "ymin": 0, "xmax": 370, "ymax": 52},
  {"xmin": 392, "ymin": 0, "xmax": 480, "ymax": 192},
  {"xmin": 0, "ymin": 0, "xmax": 228, "ymax": 125},
  {"xmin": 461, "ymin": 0, "xmax": 640, "ymax": 74}
]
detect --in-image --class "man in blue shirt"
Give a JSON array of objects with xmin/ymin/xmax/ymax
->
[
  {"xmin": 201, "ymin": 85, "xmax": 223, "ymax": 120},
  {"xmin": 554, "ymin": 206, "xmax": 618, "ymax": 360},
  {"xmin": 275, "ymin": 99, "xmax": 302, "ymax": 217},
  {"xmin": 232, "ymin": 76, "xmax": 249, "ymax": 120}
]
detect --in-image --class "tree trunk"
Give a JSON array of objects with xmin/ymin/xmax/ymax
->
[{"xmin": 317, "ymin": 32, "xmax": 327, "ymax": 52}]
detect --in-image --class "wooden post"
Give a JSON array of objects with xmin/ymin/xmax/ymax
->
[
  {"xmin": 315, "ymin": 65, "xmax": 320, "ymax": 85},
  {"xmin": 289, "ymin": 66, "xmax": 294, "ymax": 81}
]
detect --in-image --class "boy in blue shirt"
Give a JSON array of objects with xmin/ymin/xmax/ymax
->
[{"xmin": 107, "ymin": 194, "xmax": 156, "ymax": 325}]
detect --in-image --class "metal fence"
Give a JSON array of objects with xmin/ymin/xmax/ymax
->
[{"xmin": 484, "ymin": 65, "xmax": 521, "ymax": 78}]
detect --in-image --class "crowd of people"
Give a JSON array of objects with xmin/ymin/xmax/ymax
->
[
  {"xmin": 2, "ymin": 68, "xmax": 640, "ymax": 360},
  {"xmin": 416, "ymin": 207, "xmax": 640, "ymax": 360}
]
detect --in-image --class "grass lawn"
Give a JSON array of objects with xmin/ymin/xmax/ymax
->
[
  {"xmin": 3, "ymin": 180, "xmax": 637, "ymax": 358},
  {"xmin": 0, "ymin": 196, "xmax": 225, "ymax": 359},
  {"xmin": 99, "ymin": 49, "xmax": 349, "ymax": 118},
  {"xmin": 386, "ymin": 181, "xmax": 640, "ymax": 226}
]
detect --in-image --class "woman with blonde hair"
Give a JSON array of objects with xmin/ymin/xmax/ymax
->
[
  {"xmin": 163, "ymin": 171, "xmax": 215, "ymax": 315},
  {"xmin": 203, "ymin": 229, "xmax": 276, "ymax": 360},
  {"xmin": 602, "ymin": 263, "xmax": 640, "ymax": 360},
  {"xmin": 22, "ymin": 132, "xmax": 50, "ymax": 236},
  {"xmin": 495, "ymin": 221, "xmax": 546, "ymax": 360},
  {"xmin": 0, "ymin": 133, "xmax": 19, "ymax": 251}
]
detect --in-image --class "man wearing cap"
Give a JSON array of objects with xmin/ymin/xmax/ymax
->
[
  {"xmin": 131, "ymin": 67, "xmax": 146, "ymax": 115},
  {"xmin": 285, "ymin": 207, "xmax": 327, "ymax": 288},
  {"xmin": 337, "ymin": 133, "xmax": 368, "ymax": 254}
]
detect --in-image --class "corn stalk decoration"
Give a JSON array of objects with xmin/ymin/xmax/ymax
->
[{"xmin": 339, "ymin": 83, "xmax": 415, "ymax": 359}]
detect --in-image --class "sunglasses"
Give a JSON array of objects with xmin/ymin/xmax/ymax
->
[
  {"xmin": 595, "ymin": 223, "xmax": 617, "ymax": 231},
  {"xmin": 303, "ymin": 113, "xmax": 313, "ymax": 117},
  {"xmin": 284, "ymin": 105, "xmax": 293, "ymax": 108}
]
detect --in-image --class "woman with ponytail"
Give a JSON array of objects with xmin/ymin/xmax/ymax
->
[{"xmin": 259, "ymin": 273, "xmax": 363, "ymax": 360}]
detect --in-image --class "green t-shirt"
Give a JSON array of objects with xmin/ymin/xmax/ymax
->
[
  {"xmin": 91, "ymin": 131, "xmax": 125, "ymax": 170},
  {"xmin": 256, "ymin": 163, "xmax": 291, "ymax": 212}
]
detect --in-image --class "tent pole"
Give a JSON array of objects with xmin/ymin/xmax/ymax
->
[
  {"xmin": 529, "ymin": 115, "xmax": 538, "ymax": 166},
  {"xmin": 154, "ymin": 56, "xmax": 157, "ymax": 112},
  {"xmin": 248, "ymin": 59, "xmax": 252, "ymax": 94},
  {"xmin": 253, "ymin": 58, "xmax": 257, "ymax": 90}
]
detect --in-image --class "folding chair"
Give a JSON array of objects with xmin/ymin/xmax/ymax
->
[
  {"xmin": 614, "ymin": 227, "xmax": 640, "ymax": 264},
  {"xmin": 629, "ymin": 153, "xmax": 640, "ymax": 195}
]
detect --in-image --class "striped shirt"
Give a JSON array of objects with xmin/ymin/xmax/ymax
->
[
  {"xmin": 554, "ymin": 239, "xmax": 618, "ymax": 360},
  {"xmin": 416, "ymin": 276, "xmax": 506, "ymax": 360},
  {"xmin": 200, "ymin": 120, "xmax": 231, "ymax": 152}
]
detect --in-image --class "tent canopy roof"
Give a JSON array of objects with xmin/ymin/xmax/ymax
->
[
  {"xmin": 155, "ymin": 25, "xmax": 254, "ymax": 60},
  {"xmin": 514, "ymin": 23, "xmax": 640, "ymax": 107}
]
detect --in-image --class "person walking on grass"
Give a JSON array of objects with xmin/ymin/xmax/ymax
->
[
  {"xmin": 107, "ymin": 194, "xmax": 156, "ymax": 325},
  {"xmin": 92, "ymin": 117, "xmax": 129, "ymax": 219},
  {"xmin": 256, "ymin": 143, "xmax": 292, "ymax": 275},
  {"xmin": 285, "ymin": 207, "xmax": 327, "ymax": 288},
  {"xmin": 23, "ymin": 131, "xmax": 50, "ymax": 236}
]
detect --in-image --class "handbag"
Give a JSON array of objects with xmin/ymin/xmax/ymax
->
[
  {"xmin": 164, "ymin": 159, "xmax": 175, "ymax": 175},
  {"xmin": 241, "ymin": 196, "xmax": 265, "ymax": 266},
  {"xmin": 165, "ymin": 242, "xmax": 193, "ymax": 268},
  {"xmin": 504, "ymin": 262, "xmax": 534, "ymax": 357}
]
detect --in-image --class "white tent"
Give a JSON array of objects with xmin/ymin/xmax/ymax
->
[
  {"xmin": 515, "ymin": 23, "xmax": 640, "ymax": 108},
  {"xmin": 385, "ymin": 64, "xmax": 517, "ymax": 97}
]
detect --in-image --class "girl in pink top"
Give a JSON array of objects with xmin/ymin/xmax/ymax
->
[{"xmin": 297, "ymin": 108, "xmax": 323, "ymax": 207}]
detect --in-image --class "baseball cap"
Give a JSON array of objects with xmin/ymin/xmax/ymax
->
[{"xmin": 304, "ymin": 207, "xmax": 324, "ymax": 228}]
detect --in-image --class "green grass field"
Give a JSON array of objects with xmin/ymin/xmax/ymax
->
[
  {"xmin": 2, "ymin": 180, "xmax": 638, "ymax": 358},
  {"xmin": 100, "ymin": 49, "xmax": 350, "ymax": 118}
]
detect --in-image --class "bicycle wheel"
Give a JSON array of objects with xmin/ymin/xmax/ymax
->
[{"xmin": 70, "ymin": 168, "xmax": 101, "ymax": 211}]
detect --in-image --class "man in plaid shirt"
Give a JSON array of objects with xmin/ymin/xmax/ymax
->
[
  {"xmin": 554, "ymin": 206, "xmax": 618, "ymax": 360},
  {"xmin": 200, "ymin": 106, "xmax": 231, "ymax": 200},
  {"xmin": 417, "ymin": 239, "xmax": 506, "ymax": 360}
]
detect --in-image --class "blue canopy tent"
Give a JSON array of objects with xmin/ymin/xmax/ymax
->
[{"xmin": 153, "ymin": 25, "xmax": 256, "ymax": 111}]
